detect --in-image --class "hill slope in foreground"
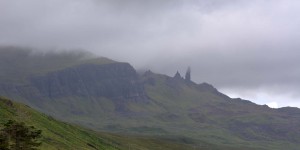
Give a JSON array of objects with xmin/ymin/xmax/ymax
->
[
  {"xmin": 0, "ymin": 97, "xmax": 233, "ymax": 150},
  {"xmin": 0, "ymin": 97, "xmax": 195, "ymax": 150},
  {"xmin": 0, "ymin": 96, "xmax": 120, "ymax": 150}
]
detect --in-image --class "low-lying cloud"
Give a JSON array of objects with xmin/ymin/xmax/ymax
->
[{"xmin": 1, "ymin": 0, "xmax": 300, "ymax": 107}]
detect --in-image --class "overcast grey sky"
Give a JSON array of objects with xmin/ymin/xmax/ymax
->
[{"xmin": 1, "ymin": 0, "xmax": 300, "ymax": 108}]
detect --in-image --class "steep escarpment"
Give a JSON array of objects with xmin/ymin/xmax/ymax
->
[
  {"xmin": 0, "ymin": 63, "xmax": 148, "ymax": 119},
  {"xmin": 30, "ymin": 63, "xmax": 146, "ymax": 100},
  {"xmin": 0, "ymin": 47, "xmax": 148, "ymax": 117}
]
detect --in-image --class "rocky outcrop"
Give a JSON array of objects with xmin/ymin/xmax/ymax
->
[
  {"xmin": 173, "ymin": 71, "xmax": 183, "ymax": 80},
  {"xmin": 0, "ymin": 62, "xmax": 148, "ymax": 107}
]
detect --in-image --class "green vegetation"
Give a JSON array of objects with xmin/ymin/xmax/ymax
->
[
  {"xmin": 142, "ymin": 73, "xmax": 300, "ymax": 150},
  {"xmin": 0, "ymin": 97, "xmax": 118, "ymax": 150},
  {"xmin": 0, "ymin": 120, "xmax": 42, "ymax": 150},
  {"xmin": 0, "ymin": 97, "xmax": 231, "ymax": 150}
]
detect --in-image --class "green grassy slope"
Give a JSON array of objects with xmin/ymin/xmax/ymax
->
[
  {"xmin": 0, "ymin": 96, "xmax": 119, "ymax": 150},
  {"xmin": 0, "ymin": 96, "xmax": 228, "ymax": 150}
]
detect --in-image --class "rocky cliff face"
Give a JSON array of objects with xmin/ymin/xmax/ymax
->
[
  {"xmin": 30, "ymin": 63, "xmax": 146, "ymax": 100},
  {"xmin": 0, "ymin": 62, "xmax": 148, "ymax": 114}
]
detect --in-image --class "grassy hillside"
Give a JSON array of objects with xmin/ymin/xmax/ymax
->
[
  {"xmin": 0, "ymin": 96, "xmax": 119, "ymax": 150},
  {"xmin": 141, "ymin": 72, "xmax": 300, "ymax": 150},
  {"xmin": 0, "ymin": 96, "xmax": 225, "ymax": 150}
]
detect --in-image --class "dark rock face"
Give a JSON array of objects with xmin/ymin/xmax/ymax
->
[
  {"xmin": 173, "ymin": 71, "xmax": 183, "ymax": 80},
  {"xmin": 185, "ymin": 67, "xmax": 191, "ymax": 82},
  {"xmin": 0, "ymin": 63, "xmax": 148, "ymax": 109},
  {"xmin": 30, "ymin": 63, "xmax": 147, "ymax": 101}
]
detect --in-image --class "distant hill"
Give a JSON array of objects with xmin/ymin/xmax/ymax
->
[{"xmin": 1, "ymin": 47, "xmax": 300, "ymax": 150}]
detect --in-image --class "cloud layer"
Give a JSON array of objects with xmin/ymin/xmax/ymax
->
[{"xmin": 1, "ymin": 0, "xmax": 300, "ymax": 107}]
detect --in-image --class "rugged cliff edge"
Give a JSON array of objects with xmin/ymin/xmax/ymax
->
[{"xmin": 30, "ymin": 63, "xmax": 146, "ymax": 100}]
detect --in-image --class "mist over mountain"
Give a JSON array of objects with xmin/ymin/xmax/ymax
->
[{"xmin": 1, "ymin": 0, "xmax": 300, "ymax": 107}]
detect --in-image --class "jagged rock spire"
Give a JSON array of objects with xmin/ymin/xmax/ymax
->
[
  {"xmin": 185, "ymin": 67, "xmax": 191, "ymax": 82},
  {"xmin": 174, "ymin": 71, "xmax": 182, "ymax": 79}
]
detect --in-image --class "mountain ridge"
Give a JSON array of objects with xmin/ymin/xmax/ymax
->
[{"xmin": 1, "ymin": 47, "xmax": 300, "ymax": 149}]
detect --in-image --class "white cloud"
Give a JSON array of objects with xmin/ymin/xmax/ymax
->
[
  {"xmin": 221, "ymin": 88, "xmax": 300, "ymax": 108},
  {"xmin": 266, "ymin": 102, "xmax": 278, "ymax": 109}
]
